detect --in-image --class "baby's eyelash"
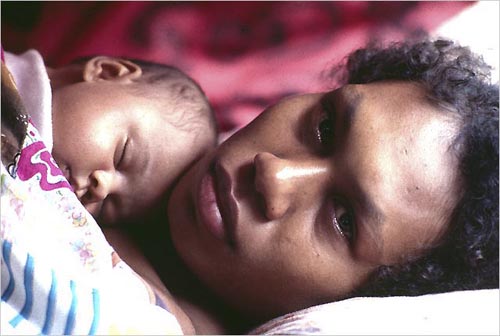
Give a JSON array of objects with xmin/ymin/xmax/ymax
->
[{"xmin": 117, "ymin": 138, "xmax": 129, "ymax": 168}]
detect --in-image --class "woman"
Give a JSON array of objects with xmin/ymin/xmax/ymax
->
[{"xmin": 113, "ymin": 37, "xmax": 498, "ymax": 334}]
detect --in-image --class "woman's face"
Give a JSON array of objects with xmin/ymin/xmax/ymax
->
[{"xmin": 168, "ymin": 81, "xmax": 461, "ymax": 319}]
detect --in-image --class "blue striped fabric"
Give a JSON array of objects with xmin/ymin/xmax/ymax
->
[
  {"xmin": 64, "ymin": 280, "xmax": 77, "ymax": 335},
  {"xmin": 10, "ymin": 253, "xmax": 35, "ymax": 327},
  {"xmin": 88, "ymin": 288, "xmax": 100, "ymax": 335},
  {"xmin": 41, "ymin": 270, "xmax": 57, "ymax": 335},
  {"xmin": 1, "ymin": 244, "xmax": 105, "ymax": 335},
  {"xmin": 1, "ymin": 240, "xmax": 15, "ymax": 302}
]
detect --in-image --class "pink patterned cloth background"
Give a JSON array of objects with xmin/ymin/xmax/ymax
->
[{"xmin": 2, "ymin": 1, "xmax": 472, "ymax": 132}]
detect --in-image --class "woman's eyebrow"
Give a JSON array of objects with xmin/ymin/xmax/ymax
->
[
  {"xmin": 352, "ymin": 176, "xmax": 384, "ymax": 231},
  {"xmin": 341, "ymin": 86, "xmax": 363, "ymax": 131}
]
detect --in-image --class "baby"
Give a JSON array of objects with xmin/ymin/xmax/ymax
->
[{"xmin": 5, "ymin": 50, "xmax": 217, "ymax": 225}]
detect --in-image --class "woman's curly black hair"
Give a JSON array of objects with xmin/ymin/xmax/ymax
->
[{"xmin": 332, "ymin": 37, "xmax": 499, "ymax": 296}]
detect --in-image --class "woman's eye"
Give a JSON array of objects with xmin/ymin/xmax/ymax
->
[
  {"xmin": 336, "ymin": 212, "xmax": 355, "ymax": 242},
  {"xmin": 316, "ymin": 99, "xmax": 336, "ymax": 149},
  {"xmin": 331, "ymin": 200, "xmax": 355, "ymax": 243},
  {"xmin": 318, "ymin": 117, "xmax": 334, "ymax": 147}
]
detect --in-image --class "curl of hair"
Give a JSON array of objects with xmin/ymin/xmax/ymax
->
[{"xmin": 332, "ymin": 37, "xmax": 499, "ymax": 296}]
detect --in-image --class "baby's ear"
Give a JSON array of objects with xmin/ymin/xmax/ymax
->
[{"xmin": 83, "ymin": 56, "xmax": 142, "ymax": 83}]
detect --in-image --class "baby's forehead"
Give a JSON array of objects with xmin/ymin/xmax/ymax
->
[
  {"xmin": 145, "ymin": 97, "xmax": 216, "ymax": 153},
  {"xmin": 161, "ymin": 96, "xmax": 215, "ymax": 133},
  {"xmin": 132, "ymin": 74, "xmax": 217, "ymax": 144}
]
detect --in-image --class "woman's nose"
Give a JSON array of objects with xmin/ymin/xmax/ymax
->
[{"xmin": 254, "ymin": 152, "xmax": 328, "ymax": 220}]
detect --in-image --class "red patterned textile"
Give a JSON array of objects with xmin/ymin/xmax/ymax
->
[{"xmin": 2, "ymin": 1, "xmax": 473, "ymax": 132}]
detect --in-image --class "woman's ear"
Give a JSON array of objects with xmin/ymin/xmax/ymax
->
[{"xmin": 83, "ymin": 56, "xmax": 142, "ymax": 83}]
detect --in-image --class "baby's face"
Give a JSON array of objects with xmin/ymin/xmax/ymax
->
[{"xmin": 51, "ymin": 81, "xmax": 215, "ymax": 225}]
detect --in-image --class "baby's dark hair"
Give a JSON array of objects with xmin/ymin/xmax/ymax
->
[
  {"xmin": 74, "ymin": 56, "xmax": 217, "ymax": 142},
  {"xmin": 331, "ymin": 37, "xmax": 499, "ymax": 297},
  {"xmin": 127, "ymin": 58, "xmax": 217, "ymax": 139}
]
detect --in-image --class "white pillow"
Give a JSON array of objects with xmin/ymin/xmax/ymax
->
[
  {"xmin": 250, "ymin": 289, "xmax": 499, "ymax": 335},
  {"xmin": 434, "ymin": 1, "xmax": 499, "ymax": 83}
]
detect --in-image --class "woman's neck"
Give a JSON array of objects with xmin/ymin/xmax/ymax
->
[{"xmin": 125, "ymin": 218, "xmax": 255, "ymax": 334}]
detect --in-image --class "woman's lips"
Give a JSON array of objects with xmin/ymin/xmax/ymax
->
[
  {"xmin": 198, "ymin": 172, "xmax": 225, "ymax": 240},
  {"xmin": 196, "ymin": 161, "xmax": 237, "ymax": 245}
]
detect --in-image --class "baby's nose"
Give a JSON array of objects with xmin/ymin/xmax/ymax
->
[{"xmin": 87, "ymin": 170, "xmax": 114, "ymax": 202}]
